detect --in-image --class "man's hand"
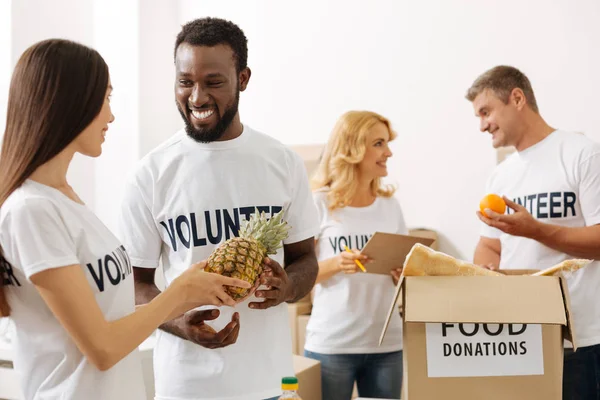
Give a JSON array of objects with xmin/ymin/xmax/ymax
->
[
  {"xmin": 477, "ymin": 196, "xmax": 541, "ymax": 239},
  {"xmin": 249, "ymin": 258, "xmax": 293, "ymax": 310},
  {"xmin": 390, "ymin": 268, "xmax": 402, "ymax": 286},
  {"xmin": 179, "ymin": 309, "xmax": 240, "ymax": 349}
]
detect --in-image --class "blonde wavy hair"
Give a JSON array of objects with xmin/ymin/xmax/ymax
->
[{"xmin": 311, "ymin": 110, "xmax": 397, "ymax": 211}]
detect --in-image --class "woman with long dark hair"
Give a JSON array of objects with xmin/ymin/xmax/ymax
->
[{"xmin": 0, "ymin": 39, "xmax": 250, "ymax": 400}]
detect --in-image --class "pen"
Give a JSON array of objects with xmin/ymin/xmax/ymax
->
[{"xmin": 344, "ymin": 246, "xmax": 367, "ymax": 272}]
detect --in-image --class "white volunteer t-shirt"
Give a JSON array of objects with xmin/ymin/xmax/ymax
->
[
  {"xmin": 304, "ymin": 190, "xmax": 406, "ymax": 354},
  {"xmin": 481, "ymin": 130, "xmax": 600, "ymax": 348},
  {"xmin": 118, "ymin": 125, "xmax": 320, "ymax": 400},
  {"xmin": 0, "ymin": 180, "xmax": 145, "ymax": 400}
]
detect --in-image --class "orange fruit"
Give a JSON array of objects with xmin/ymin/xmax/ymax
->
[{"xmin": 480, "ymin": 194, "xmax": 506, "ymax": 217}]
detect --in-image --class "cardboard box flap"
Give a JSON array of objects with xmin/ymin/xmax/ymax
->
[
  {"xmin": 379, "ymin": 275, "xmax": 404, "ymax": 346},
  {"xmin": 559, "ymin": 276, "xmax": 578, "ymax": 350},
  {"xmin": 404, "ymin": 276, "xmax": 567, "ymax": 324}
]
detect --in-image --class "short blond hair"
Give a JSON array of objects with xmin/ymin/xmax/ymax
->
[
  {"xmin": 311, "ymin": 111, "xmax": 397, "ymax": 211},
  {"xmin": 466, "ymin": 65, "xmax": 539, "ymax": 113}
]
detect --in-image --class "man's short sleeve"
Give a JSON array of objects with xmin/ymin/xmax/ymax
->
[
  {"xmin": 117, "ymin": 172, "xmax": 162, "ymax": 268},
  {"xmin": 283, "ymin": 152, "xmax": 320, "ymax": 244},
  {"xmin": 578, "ymin": 152, "xmax": 600, "ymax": 226}
]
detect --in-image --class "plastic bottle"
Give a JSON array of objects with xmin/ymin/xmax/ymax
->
[{"xmin": 278, "ymin": 376, "xmax": 302, "ymax": 399}]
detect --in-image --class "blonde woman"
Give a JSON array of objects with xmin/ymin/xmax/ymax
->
[{"xmin": 304, "ymin": 111, "xmax": 405, "ymax": 400}]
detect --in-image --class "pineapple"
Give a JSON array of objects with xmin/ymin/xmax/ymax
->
[{"xmin": 205, "ymin": 209, "xmax": 291, "ymax": 300}]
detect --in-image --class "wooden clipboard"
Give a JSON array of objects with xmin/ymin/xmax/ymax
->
[{"xmin": 360, "ymin": 232, "xmax": 435, "ymax": 275}]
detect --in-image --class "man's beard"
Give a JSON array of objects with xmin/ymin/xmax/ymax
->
[{"xmin": 178, "ymin": 90, "xmax": 240, "ymax": 143}]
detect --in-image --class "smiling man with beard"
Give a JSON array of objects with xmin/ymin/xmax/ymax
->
[
  {"xmin": 118, "ymin": 18, "xmax": 320, "ymax": 400},
  {"xmin": 174, "ymin": 42, "xmax": 241, "ymax": 144}
]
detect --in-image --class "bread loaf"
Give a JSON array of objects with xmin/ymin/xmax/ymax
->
[
  {"xmin": 403, "ymin": 243, "xmax": 504, "ymax": 277},
  {"xmin": 532, "ymin": 259, "xmax": 592, "ymax": 276}
]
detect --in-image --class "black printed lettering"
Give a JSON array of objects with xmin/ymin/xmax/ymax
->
[
  {"xmin": 338, "ymin": 236, "xmax": 348, "ymax": 250},
  {"xmin": 105, "ymin": 254, "xmax": 121, "ymax": 285},
  {"xmin": 205, "ymin": 210, "xmax": 223, "ymax": 245},
  {"xmin": 520, "ymin": 341, "xmax": 527, "ymax": 355},
  {"xmin": 459, "ymin": 323, "xmax": 479, "ymax": 337},
  {"xmin": 550, "ymin": 192, "xmax": 562, "ymax": 218},
  {"xmin": 537, "ymin": 193, "xmax": 548, "ymax": 218},
  {"xmin": 498, "ymin": 342, "xmax": 507, "ymax": 355},
  {"xmin": 159, "ymin": 206, "xmax": 284, "ymax": 252},
  {"xmin": 483, "ymin": 342, "xmax": 491, "ymax": 355},
  {"xmin": 453, "ymin": 343, "xmax": 462, "ymax": 356},
  {"xmin": 527, "ymin": 194, "xmax": 536, "ymax": 214},
  {"xmin": 238, "ymin": 206, "xmax": 255, "ymax": 221},
  {"xmin": 86, "ymin": 246, "xmax": 133, "ymax": 292},
  {"xmin": 510, "ymin": 192, "xmax": 577, "ymax": 219},
  {"xmin": 442, "ymin": 323, "xmax": 454, "ymax": 337},
  {"xmin": 443, "ymin": 343, "xmax": 451, "ymax": 356},
  {"xmin": 475, "ymin": 343, "xmax": 483, "ymax": 356},
  {"xmin": 111, "ymin": 249, "xmax": 126, "ymax": 279},
  {"xmin": 329, "ymin": 237, "xmax": 338, "ymax": 254},
  {"xmin": 464, "ymin": 342, "xmax": 473, "ymax": 356},
  {"xmin": 223, "ymin": 209, "xmax": 239, "ymax": 240},
  {"xmin": 509, "ymin": 324, "xmax": 527, "ymax": 335},
  {"xmin": 256, "ymin": 206, "xmax": 270, "ymax": 216},
  {"xmin": 160, "ymin": 219, "xmax": 177, "ymax": 251},
  {"xmin": 190, "ymin": 213, "xmax": 207, "ymax": 247},
  {"xmin": 119, "ymin": 246, "xmax": 132, "ymax": 276},
  {"xmin": 361, "ymin": 235, "xmax": 370, "ymax": 248},
  {"xmin": 176, "ymin": 215, "xmax": 191, "ymax": 249},
  {"xmin": 442, "ymin": 340, "xmax": 527, "ymax": 357},
  {"xmin": 483, "ymin": 324, "xmax": 503, "ymax": 336},
  {"xmin": 564, "ymin": 192, "xmax": 576, "ymax": 217},
  {"xmin": 87, "ymin": 260, "xmax": 105, "ymax": 292}
]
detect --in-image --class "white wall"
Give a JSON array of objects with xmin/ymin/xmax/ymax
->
[
  {"xmin": 138, "ymin": 0, "xmax": 182, "ymax": 157},
  {"xmin": 177, "ymin": 0, "xmax": 600, "ymax": 259},
  {"xmin": 7, "ymin": 0, "xmax": 97, "ymax": 208},
  {"xmin": 0, "ymin": 0, "xmax": 10, "ymax": 142},
  {"xmin": 3, "ymin": 0, "xmax": 600, "ymax": 261},
  {"xmin": 91, "ymin": 0, "xmax": 141, "ymax": 230}
]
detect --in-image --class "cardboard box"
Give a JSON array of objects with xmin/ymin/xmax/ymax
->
[
  {"xmin": 290, "ymin": 143, "xmax": 325, "ymax": 179},
  {"xmin": 298, "ymin": 292, "xmax": 312, "ymax": 305},
  {"xmin": 293, "ymin": 355, "xmax": 322, "ymax": 400},
  {"xmin": 290, "ymin": 143, "xmax": 322, "ymax": 308},
  {"xmin": 408, "ymin": 228, "xmax": 438, "ymax": 251},
  {"xmin": 297, "ymin": 314, "xmax": 310, "ymax": 355},
  {"xmin": 289, "ymin": 302, "xmax": 312, "ymax": 355},
  {"xmin": 381, "ymin": 274, "xmax": 575, "ymax": 400}
]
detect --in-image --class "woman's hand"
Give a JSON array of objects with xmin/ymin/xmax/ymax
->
[
  {"xmin": 337, "ymin": 249, "xmax": 369, "ymax": 275},
  {"xmin": 175, "ymin": 261, "xmax": 252, "ymax": 309}
]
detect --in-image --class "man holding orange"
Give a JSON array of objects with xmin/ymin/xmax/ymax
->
[{"xmin": 467, "ymin": 65, "xmax": 600, "ymax": 399}]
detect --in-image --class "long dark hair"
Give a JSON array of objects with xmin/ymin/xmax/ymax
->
[{"xmin": 0, "ymin": 39, "xmax": 109, "ymax": 316}]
